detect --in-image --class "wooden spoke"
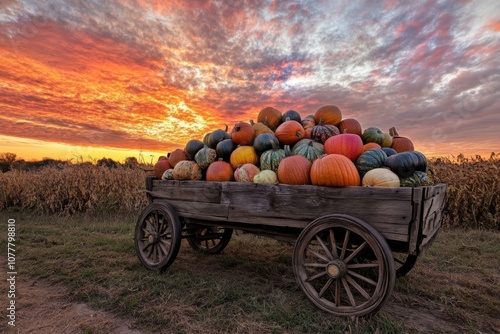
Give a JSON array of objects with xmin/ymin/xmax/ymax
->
[
  {"xmin": 343, "ymin": 241, "xmax": 367, "ymax": 264},
  {"xmin": 319, "ymin": 277, "xmax": 334, "ymax": 298},
  {"xmin": 303, "ymin": 262, "xmax": 327, "ymax": 268},
  {"xmin": 329, "ymin": 228, "xmax": 339, "ymax": 258},
  {"xmin": 347, "ymin": 263, "xmax": 379, "ymax": 269},
  {"xmin": 347, "ymin": 270, "xmax": 377, "ymax": 286},
  {"xmin": 187, "ymin": 226, "xmax": 233, "ymax": 254},
  {"xmin": 306, "ymin": 270, "xmax": 327, "ymax": 282},
  {"xmin": 306, "ymin": 246, "xmax": 330, "ymax": 263},
  {"xmin": 341, "ymin": 277, "xmax": 356, "ymax": 307},
  {"xmin": 345, "ymin": 275, "xmax": 371, "ymax": 300},
  {"xmin": 340, "ymin": 230, "xmax": 351, "ymax": 260},
  {"xmin": 315, "ymin": 234, "xmax": 334, "ymax": 261}
]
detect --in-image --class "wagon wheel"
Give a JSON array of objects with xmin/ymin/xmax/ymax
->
[
  {"xmin": 394, "ymin": 253, "xmax": 418, "ymax": 277},
  {"xmin": 293, "ymin": 214, "xmax": 395, "ymax": 317},
  {"xmin": 134, "ymin": 202, "xmax": 181, "ymax": 272},
  {"xmin": 187, "ymin": 226, "xmax": 233, "ymax": 254}
]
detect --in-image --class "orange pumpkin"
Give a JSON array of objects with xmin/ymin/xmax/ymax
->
[
  {"xmin": 153, "ymin": 157, "xmax": 172, "ymax": 179},
  {"xmin": 274, "ymin": 119, "xmax": 305, "ymax": 145},
  {"xmin": 168, "ymin": 149, "xmax": 188, "ymax": 167},
  {"xmin": 362, "ymin": 142, "xmax": 382, "ymax": 152},
  {"xmin": 277, "ymin": 146, "xmax": 312, "ymax": 185},
  {"xmin": 206, "ymin": 160, "xmax": 233, "ymax": 181},
  {"xmin": 231, "ymin": 121, "xmax": 255, "ymax": 145},
  {"xmin": 314, "ymin": 105, "xmax": 342, "ymax": 126},
  {"xmin": 324, "ymin": 133, "xmax": 363, "ymax": 161},
  {"xmin": 338, "ymin": 118, "xmax": 362, "ymax": 136},
  {"xmin": 257, "ymin": 107, "xmax": 282, "ymax": 131},
  {"xmin": 250, "ymin": 119, "xmax": 274, "ymax": 136},
  {"xmin": 310, "ymin": 154, "xmax": 360, "ymax": 187},
  {"xmin": 229, "ymin": 145, "xmax": 259, "ymax": 169},
  {"xmin": 389, "ymin": 127, "xmax": 414, "ymax": 152}
]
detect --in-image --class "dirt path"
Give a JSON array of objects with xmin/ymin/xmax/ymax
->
[
  {"xmin": 1, "ymin": 271, "xmax": 145, "ymax": 334},
  {"xmin": 0, "ymin": 272, "xmax": 464, "ymax": 334}
]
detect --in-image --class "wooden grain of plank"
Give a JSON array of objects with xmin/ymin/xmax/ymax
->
[
  {"xmin": 153, "ymin": 180, "xmax": 222, "ymax": 203},
  {"xmin": 152, "ymin": 198, "xmax": 229, "ymax": 221}
]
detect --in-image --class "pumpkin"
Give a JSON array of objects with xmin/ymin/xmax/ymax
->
[
  {"xmin": 253, "ymin": 133, "xmax": 280, "ymax": 155},
  {"xmin": 216, "ymin": 139, "xmax": 237, "ymax": 161},
  {"xmin": 208, "ymin": 125, "xmax": 231, "ymax": 149},
  {"xmin": 301, "ymin": 115, "xmax": 316, "ymax": 129},
  {"xmin": 185, "ymin": 139, "xmax": 205, "ymax": 160},
  {"xmin": 172, "ymin": 160, "xmax": 202, "ymax": 180},
  {"xmin": 253, "ymin": 170, "xmax": 278, "ymax": 184},
  {"xmin": 310, "ymin": 154, "xmax": 360, "ymax": 187},
  {"xmin": 355, "ymin": 148, "xmax": 388, "ymax": 178},
  {"xmin": 362, "ymin": 168, "xmax": 400, "ymax": 187},
  {"xmin": 324, "ymin": 133, "xmax": 363, "ymax": 161},
  {"xmin": 381, "ymin": 147, "xmax": 397, "ymax": 157},
  {"xmin": 389, "ymin": 127, "xmax": 415, "ymax": 152},
  {"xmin": 231, "ymin": 121, "xmax": 255, "ymax": 145},
  {"xmin": 206, "ymin": 159, "xmax": 233, "ymax": 181},
  {"xmin": 257, "ymin": 106, "xmax": 282, "ymax": 130},
  {"xmin": 168, "ymin": 149, "xmax": 188, "ymax": 167},
  {"xmin": 277, "ymin": 146, "xmax": 312, "ymax": 185},
  {"xmin": 292, "ymin": 139, "xmax": 324, "ymax": 163},
  {"xmin": 361, "ymin": 127, "xmax": 385, "ymax": 145},
  {"xmin": 154, "ymin": 158, "xmax": 172, "ymax": 179},
  {"xmin": 260, "ymin": 140, "xmax": 285, "ymax": 173},
  {"xmin": 400, "ymin": 171, "xmax": 433, "ymax": 187},
  {"xmin": 161, "ymin": 168, "xmax": 174, "ymax": 180},
  {"xmin": 202, "ymin": 132, "xmax": 211, "ymax": 146},
  {"xmin": 304, "ymin": 127, "xmax": 312, "ymax": 139},
  {"xmin": 383, "ymin": 151, "xmax": 427, "ymax": 178},
  {"xmin": 282, "ymin": 110, "xmax": 302, "ymax": 123},
  {"xmin": 362, "ymin": 142, "xmax": 382, "ymax": 152},
  {"xmin": 229, "ymin": 145, "xmax": 259, "ymax": 169},
  {"xmin": 194, "ymin": 145, "xmax": 217, "ymax": 169},
  {"xmin": 381, "ymin": 133, "xmax": 393, "ymax": 148},
  {"xmin": 274, "ymin": 118, "xmax": 305, "ymax": 145},
  {"xmin": 310, "ymin": 120, "xmax": 340, "ymax": 144},
  {"xmin": 338, "ymin": 118, "xmax": 362, "ymax": 136},
  {"xmin": 250, "ymin": 119, "xmax": 274, "ymax": 136},
  {"xmin": 314, "ymin": 105, "xmax": 342, "ymax": 126},
  {"xmin": 234, "ymin": 163, "xmax": 260, "ymax": 182}
]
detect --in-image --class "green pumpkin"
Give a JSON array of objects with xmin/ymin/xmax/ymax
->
[
  {"xmin": 292, "ymin": 139, "xmax": 324, "ymax": 163},
  {"xmin": 194, "ymin": 145, "xmax": 217, "ymax": 169},
  {"xmin": 282, "ymin": 110, "xmax": 302, "ymax": 123},
  {"xmin": 216, "ymin": 139, "xmax": 237, "ymax": 162},
  {"xmin": 384, "ymin": 151, "xmax": 427, "ymax": 178},
  {"xmin": 184, "ymin": 139, "xmax": 205, "ymax": 160},
  {"xmin": 260, "ymin": 140, "xmax": 285, "ymax": 173},
  {"xmin": 207, "ymin": 125, "xmax": 231, "ymax": 149},
  {"xmin": 361, "ymin": 127, "xmax": 385, "ymax": 145},
  {"xmin": 355, "ymin": 148, "xmax": 388, "ymax": 178},
  {"xmin": 253, "ymin": 133, "xmax": 280, "ymax": 155},
  {"xmin": 400, "ymin": 171, "xmax": 433, "ymax": 187}
]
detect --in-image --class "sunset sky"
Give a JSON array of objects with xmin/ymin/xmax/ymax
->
[{"xmin": 0, "ymin": 0, "xmax": 499, "ymax": 163}]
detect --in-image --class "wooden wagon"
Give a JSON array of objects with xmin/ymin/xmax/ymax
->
[{"xmin": 134, "ymin": 177, "xmax": 447, "ymax": 316}]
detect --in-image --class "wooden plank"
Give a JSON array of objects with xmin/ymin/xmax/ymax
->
[
  {"xmin": 152, "ymin": 199, "xmax": 229, "ymax": 221},
  {"xmin": 408, "ymin": 187, "xmax": 424, "ymax": 255},
  {"xmin": 152, "ymin": 180, "xmax": 222, "ymax": 203},
  {"xmin": 420, "ymin": 184, "xmax": 447, "ymax": 253}
]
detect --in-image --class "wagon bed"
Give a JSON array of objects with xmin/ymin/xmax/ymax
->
[{"xmin": 135, "ymin": 178, "xmax": 447, "ymax": 316}]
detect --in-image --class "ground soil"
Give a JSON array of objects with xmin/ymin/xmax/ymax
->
[{"xmin": 1, "ymin": 267, "xmax": 469, "ymax": 334}]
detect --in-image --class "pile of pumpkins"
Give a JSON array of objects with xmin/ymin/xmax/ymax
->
[{"xmin": 154, "ymin": 105, "xmax": 433, "ymax": 188}]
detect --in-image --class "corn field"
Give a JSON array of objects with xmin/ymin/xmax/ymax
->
[{"xmin": 0, "ymin": 154, "xmax": 498, "ymax": 229}]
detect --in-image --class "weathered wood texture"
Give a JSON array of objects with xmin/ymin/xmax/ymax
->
[{"xmin": 146, "ymin": 180, "xmax": 447, "ymax": 247}]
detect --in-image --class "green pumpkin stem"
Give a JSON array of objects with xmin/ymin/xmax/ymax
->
[{"xmin": 270, "ymin": 139, "xmax": 279, "ymax": 151}]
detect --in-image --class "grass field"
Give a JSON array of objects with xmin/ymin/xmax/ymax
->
[{"xmin": 1, "ymin": 212, "xmax": 499, "ymax": 333}]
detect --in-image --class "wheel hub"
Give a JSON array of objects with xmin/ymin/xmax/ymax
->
[
  {"xmin": 148, "ymin": 231, "xmax": 158, "ymax": 243},
  {"xmin": 326, "ymin": 259, "xmax": 347, "ymax": 278}
]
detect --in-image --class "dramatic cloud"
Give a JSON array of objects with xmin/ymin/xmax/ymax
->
[{"xmin": 0, "ymin": 0, "xmax": 499, "ymax": 160}]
